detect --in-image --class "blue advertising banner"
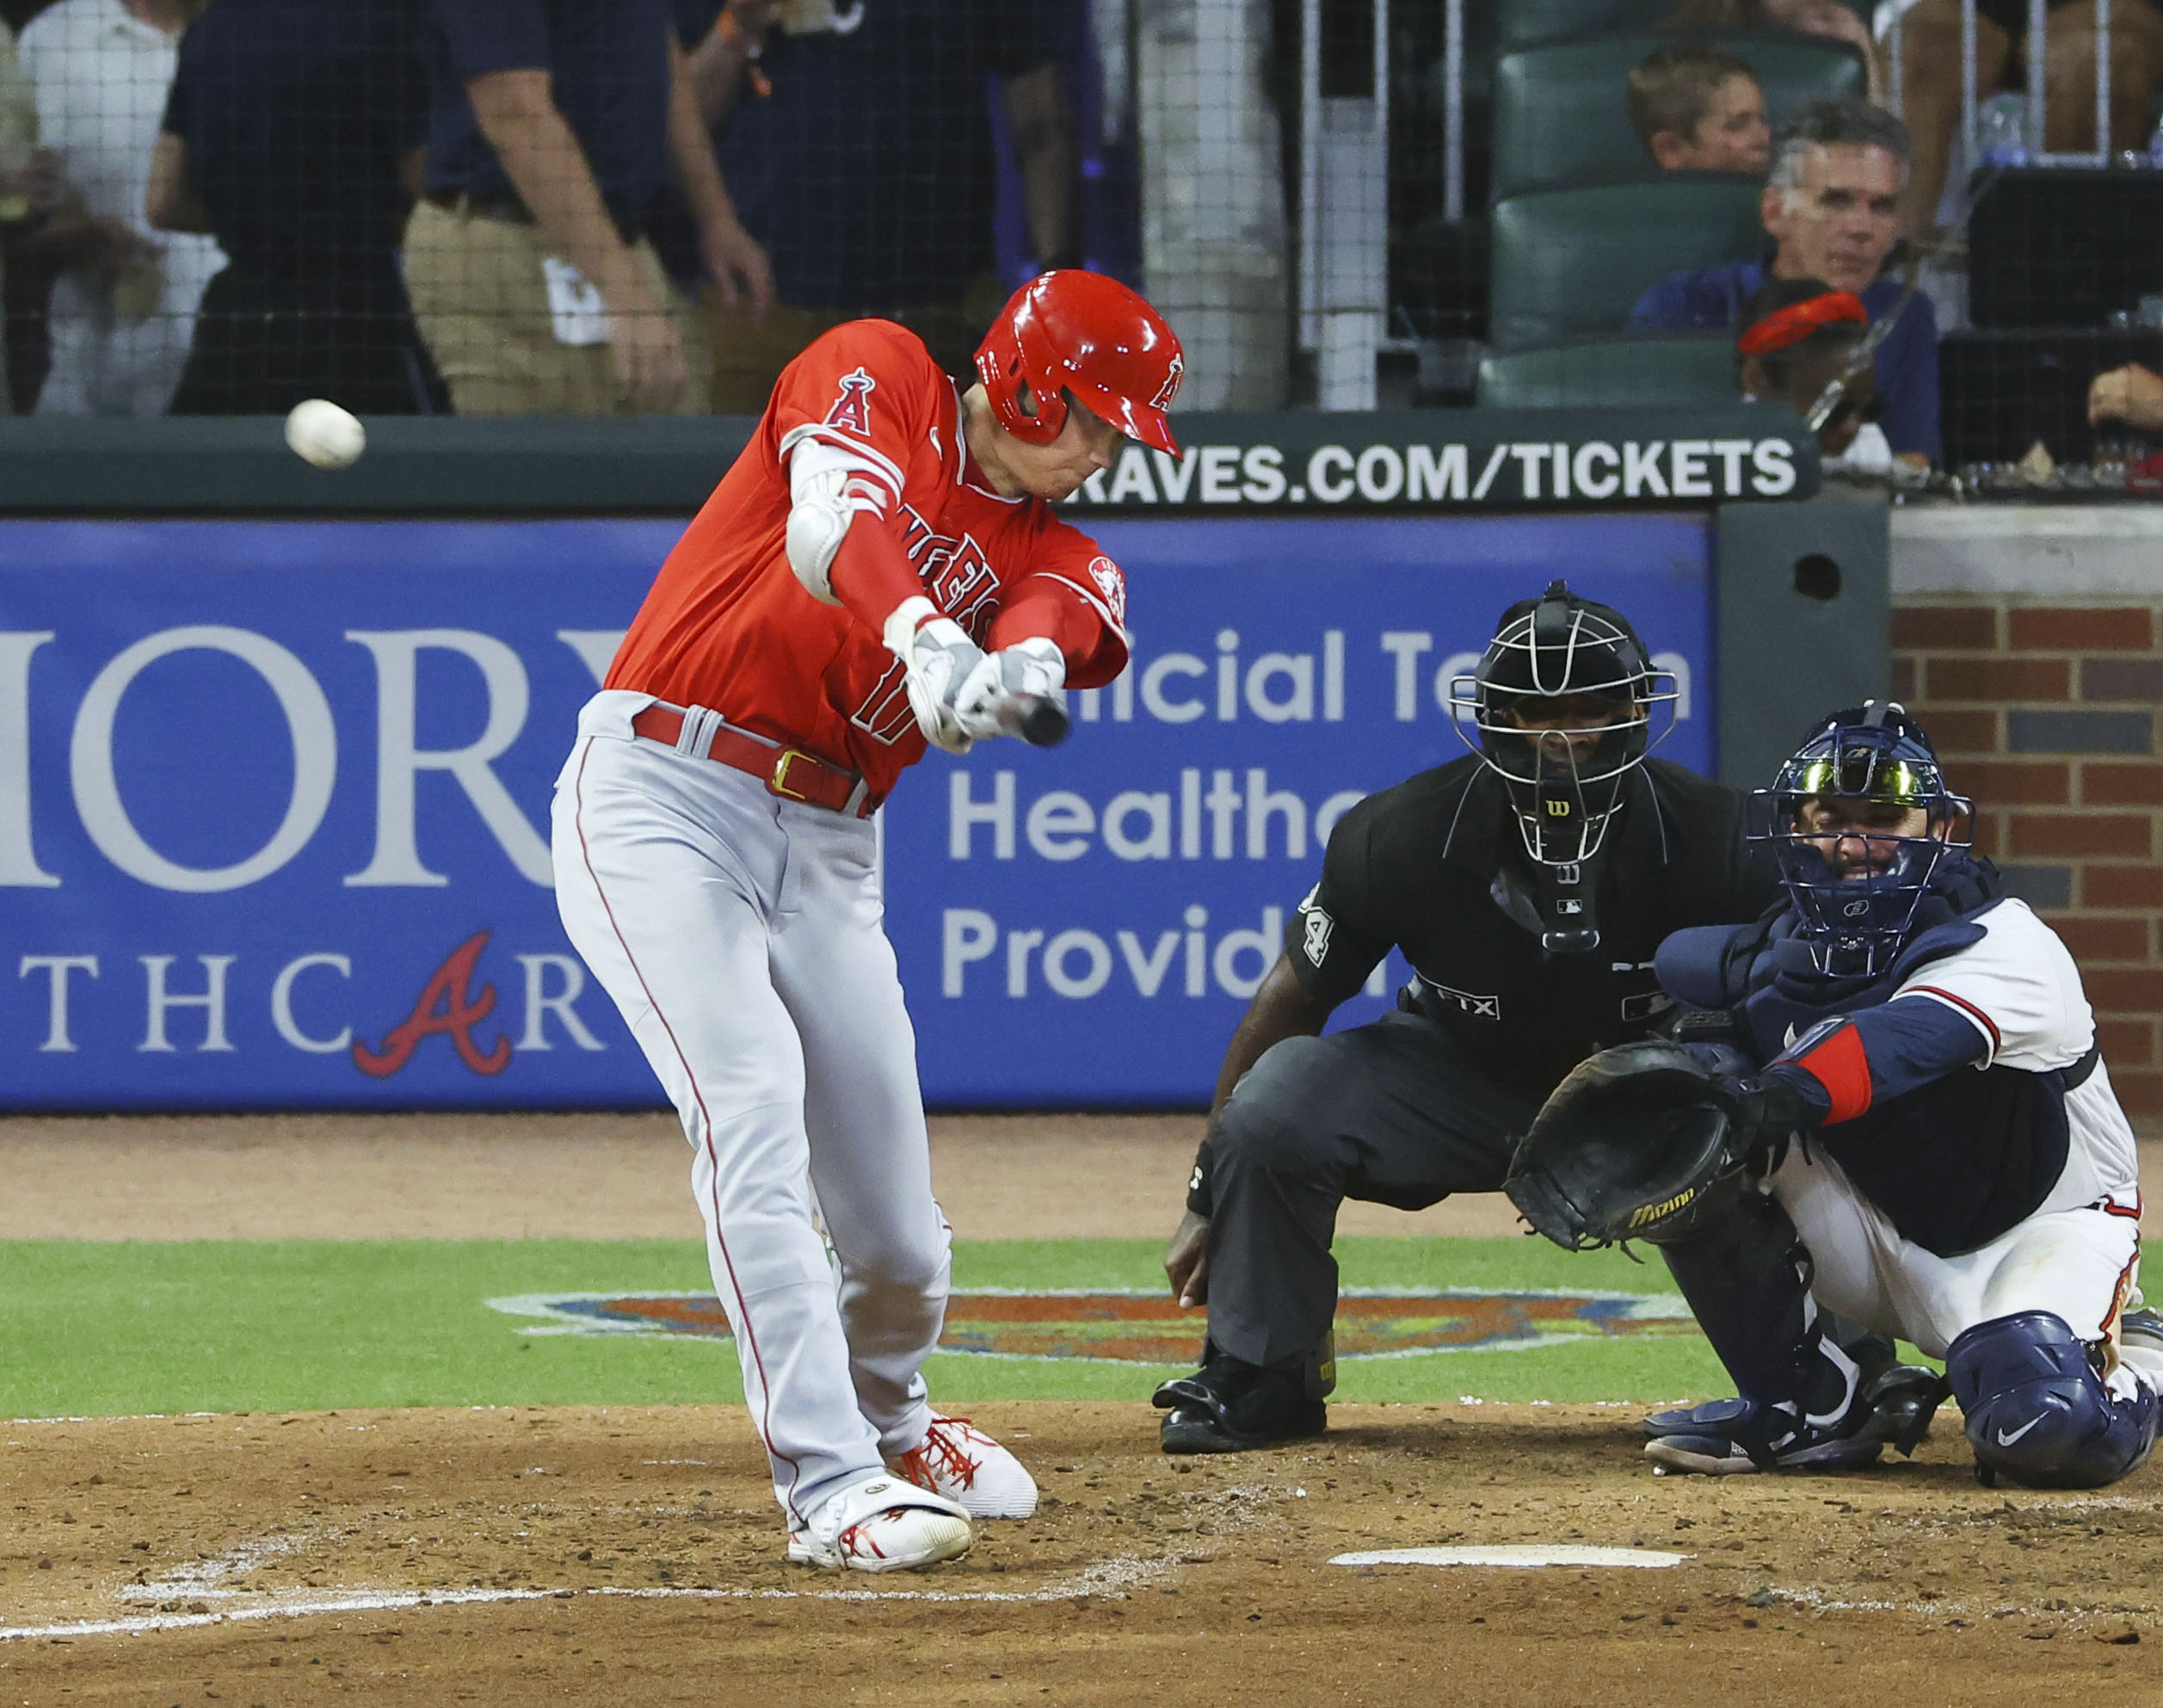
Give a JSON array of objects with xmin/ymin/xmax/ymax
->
[
  {"xmin": 0, "ymin": 515, "xmax": 1710, "ymax": 1110},
  {"xmin": 896, "ymin": 516, "xmax": 1711, "ymax": 1105}
]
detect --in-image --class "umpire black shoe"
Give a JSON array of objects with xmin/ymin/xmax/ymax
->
[{"xmin": 1152, "ymin": 1354, "xmax": 1328, "ymax": 1454}]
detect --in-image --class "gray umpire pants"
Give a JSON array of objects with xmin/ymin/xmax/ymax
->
[{"xmin": 1203, "ymin": 1011, "xmax": 1541, "ymax": 1369}]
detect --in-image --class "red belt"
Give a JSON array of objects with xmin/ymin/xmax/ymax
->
[{"xmin": 630, "ymin": 705, "xmax": 876, "ymax": 817}]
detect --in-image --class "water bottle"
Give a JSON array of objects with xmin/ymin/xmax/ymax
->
[{"xmin": 1976, "ymin": 93, "xmax": 2030, "ymax": 169}]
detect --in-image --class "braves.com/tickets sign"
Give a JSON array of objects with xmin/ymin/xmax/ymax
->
[{"xmin": 0, "ymin": 514, "xmax": 1711, "ymax": 1110}]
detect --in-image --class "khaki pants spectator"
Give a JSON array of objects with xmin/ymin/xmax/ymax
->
[
  {"xmin": 404, "ymin": 198, "xmax": 709, "ymax": 416},
  {"xmin": 703, "ymin": 287, "xmax": 992, "ymax": 416}
]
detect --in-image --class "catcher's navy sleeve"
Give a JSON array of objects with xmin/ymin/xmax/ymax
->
[
  {"xmin": 1762, "ymin": 902, "xmax": 2084, "ymax": 1125},
  {"xmin": 1655, "ymin": 922, "xmax": 1757, "ymax": 1009},
  {"xmin": 1764, "ymin": 998, "xmax": 1992, "ymax": 1125}
]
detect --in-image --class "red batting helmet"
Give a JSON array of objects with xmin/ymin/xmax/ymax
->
[{"xmin": 974, "ymin": 270, "xmax": 1184, "ymax": 456}]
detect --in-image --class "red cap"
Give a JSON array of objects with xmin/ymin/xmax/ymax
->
[
  {"xmin": 974, "ymin": 270, "xmax": 1185, "ymax": 456},
  {"xmin": 1736, "ymin": 291, "xmax": 1869, "ymax": 357}
]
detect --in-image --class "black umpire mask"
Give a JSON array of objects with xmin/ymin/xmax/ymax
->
[{"xmin": 1451, "ymin": 582, "xmax": 1675, "ymax": 953}]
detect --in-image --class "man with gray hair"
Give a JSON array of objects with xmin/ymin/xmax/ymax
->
[{"xmin": 1630, "ymin": 96, "xmax": 1938, "ymax": 467}]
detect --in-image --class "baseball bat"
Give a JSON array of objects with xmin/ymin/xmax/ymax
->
[{"xmin": 994, "ymin": 692, "xmax": 1070, "ymax": 748}]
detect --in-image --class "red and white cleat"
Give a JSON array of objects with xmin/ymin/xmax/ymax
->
[
  {"xmin": 890, "ymin": 1415, "xmax": 1039, "ymax": 1520},
  {"xmin": 786, "ymin": 1476, "xmax": 971, "ymax": 1574}
]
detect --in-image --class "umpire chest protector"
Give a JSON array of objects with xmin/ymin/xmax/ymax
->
[{"xmin": 1290, "ymin": 756, "xmax": 1778, "ymax": 1101}]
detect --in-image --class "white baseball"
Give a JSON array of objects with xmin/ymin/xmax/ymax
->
[{"xmin": 284, "ymin": 398, "xmax": 367, "ymax": 471}]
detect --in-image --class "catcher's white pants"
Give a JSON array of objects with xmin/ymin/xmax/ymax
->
[
  {"xmin": 551, "ymin": 690, "xmax": 949, "ymax": 1524},
  {"xmin": 1772, "ymin": 1073, "xmax": 2141, "ymax": 1384}
]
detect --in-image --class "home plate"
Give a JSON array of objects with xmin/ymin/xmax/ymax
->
[{"xmin": 1331, "ymin": 1545, "xmax": 1688, "ymax": 1569}]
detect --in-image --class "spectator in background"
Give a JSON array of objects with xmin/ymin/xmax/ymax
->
[
  {"xmin": 17, "ymin": 0, "xmax": 222, "ymax": 416},
  {"xmin": 406, "ymin": 0, "xmax": 772, "ymax": 416},
  {"xmin": 1735, "ymin": 274, "xmax": 1886, "ymax": 465},
  {"xmin": 1662, "ymin": 0, "xmax": 1885, "ymax": 102},
  {"xmin": 1630, "ymin": 97, "xmax": 1938, "ymax": 466},
  {"xmin": 2089, "ymin": 364, "xmax": 2163, "ymax": 429},
  {"xmin": 693, "ymin": 0, "xmax": 1076, "ymax": 414},
  {"xmin": 1897, "ymin": 1, "xmax": 2163, "ymax": 237},
  {"xmin": 148, "ymin": 0, "xmax": 443, "ymax": 415},
  {"xmin": 1628, "ymin": 42, "xmax": 1772, "ymax": 173},
  {"xmin": 0, "ymin": 18, "xmax": 35, "ymax": 413}
]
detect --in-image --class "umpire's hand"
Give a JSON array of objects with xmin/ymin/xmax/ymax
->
[{"xmin": 1164, "ymin": 1209, "xmax": 1210, "ymax": 1308}]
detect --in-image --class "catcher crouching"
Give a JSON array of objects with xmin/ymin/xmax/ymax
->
[{"xmin": 1512, "ymin": 701, "xmax": 2163, "ymax": 1487}]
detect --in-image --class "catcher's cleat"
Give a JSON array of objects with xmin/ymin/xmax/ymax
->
[
  {"xmin": 1152, "ymin": 1355, "xmax": 1328, "ymax": 1454},
  {"xmin": 786, "ymin": 1476, "xmax": 971, "ymax": 1573},
  {"xmin": 890, "ymin": 1415, "xmax": 1038, "ymax": 1519},
  {"xmin": 1645, "ymin": 1359, "xmax": 1950, "ymax": 1460},
  {"xmin": 1642, "ymin": 1358, "xmax": 1950, "ymax": 1476},
  {"xmin": 1642, "ymin": 1397, "xmax": 1888, "ymax": 1476}
]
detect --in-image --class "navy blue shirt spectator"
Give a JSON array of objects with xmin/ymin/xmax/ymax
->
[
  {"xmin": 718, "ymin": 0, "xmax": 1066, "ymax": 311},
  {"xmin": 1631, "ymin": 258, "xmax": 1940, "ymax": 463},
  {"xmin": 425, "ymin": 0, "xmax": 675, "ymax": 225},
  {"xmin": 163, "ymin": 0, "xmax": 430, "ymax": 281},
  {"xmin": 151, "ymin": 0, "xmax": 444, "ymax": 413},
  {"xmin": 1632, "ymin": 96, "xmax": 1939, "ymax": 465}
]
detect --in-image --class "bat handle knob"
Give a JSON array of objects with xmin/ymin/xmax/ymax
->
[{"xmin": 995, "ymin": 692, "xmax": 1069, "ymax": 748}]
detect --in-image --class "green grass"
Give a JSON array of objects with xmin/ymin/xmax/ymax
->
[{"xmin": 0, "ymin": 1236, "xmax": 1738, "ymax": 1420}]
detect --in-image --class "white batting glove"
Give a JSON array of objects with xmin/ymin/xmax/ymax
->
[
  {"xmin": 953, "ymin": 636, "xmax": 1067, "ymax": 741},
  {"xmin": 884, "ymin": 596, "xmax": 983, "ymax": 755}
]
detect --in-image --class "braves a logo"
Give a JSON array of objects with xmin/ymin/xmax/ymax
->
[
  {"xmin": 1087, "ymin": 556, "xmax": 1127, "ymax": 626},
  {"xmin": 824, "ymin": 367, "xmax": 877, "ymax": 436},
  {"xmin": 1149, "ymin": 353, "xmax": 1184, "ymax": 411},
  {"xmin": 352, "ymin": 930, "xmax": 511, "ymax": 1078}
]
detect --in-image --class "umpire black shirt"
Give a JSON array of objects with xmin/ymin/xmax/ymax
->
[{"xmin": 1287, "ymin": 755, "xmax": 1778, "ymax": 1100}]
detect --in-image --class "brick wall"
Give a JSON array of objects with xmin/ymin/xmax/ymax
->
[{"xmin": 1890, "ymin": 600, "xmax": 2163, "ymax": 1119}]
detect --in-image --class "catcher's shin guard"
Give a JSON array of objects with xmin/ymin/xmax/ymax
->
[
  {"xmin": 1948, "ymin": 1311, "xmax": 2160, "ymax": 1490},
  {"xmin": 1655, "ymin": 1183, "xmax": 1838, "ymax": 1409}
]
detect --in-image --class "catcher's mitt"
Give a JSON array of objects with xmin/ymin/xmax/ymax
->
[{"xmin": 1504, "ymin": 1039, "xmax": 1798, "ymax": 1251}]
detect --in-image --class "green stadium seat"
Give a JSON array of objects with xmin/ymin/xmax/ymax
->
[
  {"xmin": 1492, "ymin": 32, "xmax": 1867, "ymax": 200},
  {"xmin": 1476, "ymin": 333, "xmax": 1738, "ymax": 407},
  {"xmin": 1488, "ymin": 176, "xmax": 1769, "ymax": 348},
  {"xmin": 1500, "ymin": 0, "xmax": 1669, "ymax": 50}
]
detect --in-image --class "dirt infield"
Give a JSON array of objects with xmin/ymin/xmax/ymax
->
[
  {"xmin": 7, "ymin": 1111, "xmax": 2157, "ymax": 1242},
  {"xmin": 0, "ymin": 1112, "xmax": 1535, "ymax": 1241},
  {"xmin": 3, "ymin": 1401, "xmax": 2159, "ymax": 1705},
  {"xmin": 5, "ymin": 1113, "xmax": 2161, "ymax": 1700}
]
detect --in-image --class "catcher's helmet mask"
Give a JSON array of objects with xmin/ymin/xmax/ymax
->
[
  {"xmin": 1750, "ymin": 700, "xmax": 1972, "ymax": 977},
  {"xmin": 1450, "ymin": 583, "xmax": 1676, "ymax": 953}
]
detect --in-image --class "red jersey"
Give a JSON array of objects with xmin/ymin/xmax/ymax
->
[{"xmin": 608, "ymin": 320, "xmax": 1131, "ymax": 800}]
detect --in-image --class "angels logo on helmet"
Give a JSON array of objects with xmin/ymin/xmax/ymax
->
[{"xmin": 973, "ymin": 271, "xmax": 1185, "ymax": 457}]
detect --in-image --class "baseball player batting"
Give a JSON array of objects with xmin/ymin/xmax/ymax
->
[{"xmin": 549, "ymin": 271, "xmax": 1183, "ymax": 1571}]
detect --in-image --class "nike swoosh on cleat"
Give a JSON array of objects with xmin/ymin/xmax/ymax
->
[{"xmin": 1994, "ymin": 1416, "xmax": 2044, "ymax": 1447}]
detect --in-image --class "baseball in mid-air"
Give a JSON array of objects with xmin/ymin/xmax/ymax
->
[{"xmin": 284, "ymin": 398, "xmax": 367, "ymax": 471}]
